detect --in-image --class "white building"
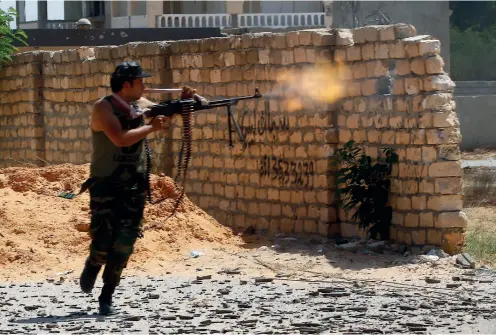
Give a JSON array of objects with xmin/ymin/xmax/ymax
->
[{"xmin": 16, "ymin": 0, "xmax": 331, "ymax": 30}]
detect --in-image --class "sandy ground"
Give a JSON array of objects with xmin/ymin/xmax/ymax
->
[
  {"xmin": 0, "ymin": 163, "xmax": 246, "ymax": 283},
  {"xmin": 0, "ymin": 163, "xmax": 493, "ymax": 286}
]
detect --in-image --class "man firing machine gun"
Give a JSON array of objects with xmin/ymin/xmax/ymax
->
[{"xmin": 78, "ymin": 60, "xmax": 261, "ymax": 316}]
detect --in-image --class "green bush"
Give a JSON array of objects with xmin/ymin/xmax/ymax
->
[
  {"xmin": 463, "ymin": 207, "xmax": 496, "ymax": 268},
  {"xmin": 331, "ymin": 141, "xmax": 398, "ymax": 240},
  {"xmin": 0, "ymin": 6, "xmax": 28, "ymax": 67},
  {"xmin": 450, "ymin": 26, "xmax": 496, "ymax": 80}
]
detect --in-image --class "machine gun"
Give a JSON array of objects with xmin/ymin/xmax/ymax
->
[
  {"xmin": 142, "ymin": 88, "xmax": 262, "ymax": 216},
  {"xmin": 146, "ymin": 87, "xmax": 262, "ymax": 147}
]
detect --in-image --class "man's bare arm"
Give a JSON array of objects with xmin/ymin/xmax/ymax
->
[{"xmin": 91, "ymin": 99, "xmax": 162, "ymax": 148}]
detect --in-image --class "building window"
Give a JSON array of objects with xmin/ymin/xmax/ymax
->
[{"xmin": 84, "ymin": 1, "xmax": 105, "ymax": 17}]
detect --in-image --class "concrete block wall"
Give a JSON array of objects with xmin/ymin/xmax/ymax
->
[
  {"xmin": 328, "ymin": 25, "xmax": 466, "ymax": 253},
  {"xmin": 0, "ymin": 52, "xmax": 45, "ymax": 167},
  {"xmin": 167, "ymin": 31, "xmax": 338, "ymax": 236},
  {"xmin": 39, "ymin": 44, "xmax": 173, "ymax": 165},
  {"xmin": 0, "ymin": 24, "xmax": 467, "ymax": 253}
]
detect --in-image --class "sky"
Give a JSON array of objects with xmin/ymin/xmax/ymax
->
[{"xmin": 0, "ymin": 0, "xmax": 65, "ymax": 23}]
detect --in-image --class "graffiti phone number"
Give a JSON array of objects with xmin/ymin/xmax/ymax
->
[{"xmin": 259, "ymin": 155, "xmax": 315, "ymax": 188}]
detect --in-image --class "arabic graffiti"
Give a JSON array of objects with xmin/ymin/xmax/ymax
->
[{"xmin": 240, "ymin": 101, "xmax": 289, "ymax": 139}]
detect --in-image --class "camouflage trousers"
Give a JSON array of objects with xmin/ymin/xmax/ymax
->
[{"xmin": 87, "ymin": 180, "xmax": 146, "ymax": 287}]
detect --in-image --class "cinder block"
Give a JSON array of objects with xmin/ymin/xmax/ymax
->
[
  {"xmin": 410, "ymin": 58, "xmax": 426, "ymax": 75},
  {"xmin": 404, "ymin": 77, "xmax": 421, "ymax": 95},
  {"xmin": 252, "ymin": 33, "xmax": 273, "ymax": 48},
  {"xmin": 423, "ymin": 74, "xmax": 455, "ymax": 91},
  {"xmin": 189, "ymin": 69, "xmax": 201, "ymax": 82},
  {"xmin": 234, "ymin": 35, "xmax": 249, "ymax": 50},
  {"xmin": 144, "ymin": 41, "xmax": 166, "ymax": 55},
  {"xmin": 361, "ymin": 44, "xmax": 375, "ymax": 60},
  {"xmin": 246, "ymin": 50, "xmax": 259, "ymax": 65},
  {"xmin": 422, "ymin": 93, "xmax": 453, "ymax": 110},
  {"xmin": 222, "ymin": 52, "xmax": 236, "ymax": 66},
  {"xmin": 346, "ymin": 45, "xmax": 362, "ymax": 61},
  {"xmin": 432, "ymin": 111, "xmax": 458, "ymax": 128},
  {"xmin": 381, "ymin": 130, "xmax": 395, "ymax": 144},
  {"xmin": 271, "ymin": 33, "xmax": 287, "ymax": 49},
  {"xmin": 352, "ymin": 63, "xmax": 367, "ymax": 79},
  {"xmin": 215, "ymin": 37, "xmax": 231, "ymax": 51},
  {"xmin": 427, "ymin": 128, "xmax": 461, "ymax": 145},
  {"xmin": 78, "ymin": 47, "xmax": 95, "ymax": 61},
  {"xmin": 200, "ymin": 54, "xmax": 214, "ymax": 68},
  {"xmin": 333, "ymin": 48, "xmax": 347, "ymax": 62},
  {"xmin": 404, "ymin": 213, "xmax": 419, "ymax": 227},
  {"xmin": 298, "ymin": 30, "xmax": 314, "ymax": 46},
  {"xmin": 364, "ymin": 25, "xmax": 382, "ymax": 42},
  {"xmin": 229, "ymin": 36, "xmax": 242, "ymax": 49},
  {"xmin": 419, "ymin": 40, "xmax": 441, "ymax": 55},
  {"xmin": 394, "ymin": 23, "xmax": 417, "ymax": 39},
  {"xmin": 210, "ymin": 69, "xmax": 222, "ymax": 83},
  {"xmin": 352, "ymin": 27, "xmax": 366, "ymax": 44},
  {"xmin": 374, "ymin": 43, "xmax": 389, "ymax": 59},
  {"xmin": 294, "ymin": 47, "xmax": 307, "ymax": 63},
  {"xmin": 427, "ymin": 195, "xmax": 464, "ymax": 211},
  {"xmin": 366, "ymin": 60, "xmax": 388, "ymax": 77},
  {"xmin": 434, "ymin": 177, "xmax": 462, "ymax": 194},
  {"xmin": 68, "ymin": 49, "xmax": 79, "ymax": 62},
  {"xmin": 389, "ymin": 41, "xmax": 406, "ymax": 58},
  {"xmin": 258, "ymin": 49, "xmax": 270, "ymax": 64},
  {"xmin": 179, "ymin": 40, "xmax": 196, "ymax": 53},
  {"xmin": 425, "ymin": 55, "xmax": 445, "ymax": 74},
  {"xmin": 312, "ymin": 30, "xmax": 335, "ymax": 46},
  {"xmin": 361, "ymin": 79, "xmax": 377, "ymax": 96},
  {"xmin": 286, "ymin": 31, "xmax": 300, "ymax": 48},
  {"xmin": 281, "ymin": 50, "xmax": 294, "ymax": 65},
  {"xmin": 347, "ymin": 81, "xmax": 362, "ymax": 97},
  {"xmin": 405, "ymin": 43, "xmax": 420, "ymax": 58},
  {"xmin": 428, "ymin": 161, "xmax": 462, "ymax": 177},
  {"xmin": 379, "ymin": 25, "xmax": 396, "ymax": 41},
  {"xmin": 335, "ymin": 29, "xmax": 353, "ymax": 46}
]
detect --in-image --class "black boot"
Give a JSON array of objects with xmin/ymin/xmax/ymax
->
[
  {"xmin": 98, "ymin": 283, "xmax": 117, "ymax": 316},
  {"xmin": 79, "ymin": 257, "xmax": 102, "ymax": 294}
]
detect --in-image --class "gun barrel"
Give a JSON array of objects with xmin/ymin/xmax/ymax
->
[
  {"xmin": 201, "ymin": 88, "xmax": 262, "ymax": 108},
  {"xmin": 144, "ymin": 88, "xmax": 183, "ymax": 93}
]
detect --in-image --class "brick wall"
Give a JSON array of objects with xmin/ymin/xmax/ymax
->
[
  {"xmin": 0, "ymin": 52, "xmax": 45, "ymax": 165},
  {"xmin": 330, "ymin": 26, "xmax": 465, "ymax": 254},
  {"xmin": 168, "ymin": 31, "xmax": 340, "ymax": 237},
  {"xmin": 0, "ymin": 24, "xmax": 467, "ymax": 253}
]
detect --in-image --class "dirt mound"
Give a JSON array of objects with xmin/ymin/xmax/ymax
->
[
  {"xmin": 0, "ymin": 163, "xmax": 88, "ymax": 195},
  {"xmin": 0, "ymin": 163, "xmax": 244, "ymax": 281}
]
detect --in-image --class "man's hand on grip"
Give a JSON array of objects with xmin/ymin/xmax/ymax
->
[
  {"xmin": 150, "ymin": 116, "xmax": 169, "ymax": 131},
  {"xmin": 181, "ymin": 85, "xmax": 208, "ymax": 105}
]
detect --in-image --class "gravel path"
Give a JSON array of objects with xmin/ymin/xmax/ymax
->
[{"xmin": 1, "ymin": 269, "xmax": 495, "ymax": 334}]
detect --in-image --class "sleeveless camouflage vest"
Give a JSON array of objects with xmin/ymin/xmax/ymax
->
[{"xmin": 90, "ymin": 95, "xmax": 146, "ymax": 184}]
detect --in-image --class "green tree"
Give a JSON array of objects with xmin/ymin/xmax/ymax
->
[
  {"xmin": 450, "ymin": 1, "xmax": 496, "ymax": 32},
  {"xmin": 450, "ymin": 25, "xmax": 496, "ymax": 80},
  {"xmin": 449, "ymin": 1, "xmax": 496, "ymax": 81},
  {"xmin": 0, "ymin": 5, "xmax": 28, "ymax": 67}
]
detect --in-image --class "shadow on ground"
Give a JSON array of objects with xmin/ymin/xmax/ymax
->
[{"xmin": 229, "ymin": 229, "xmax": 422, "ymax": 274}]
